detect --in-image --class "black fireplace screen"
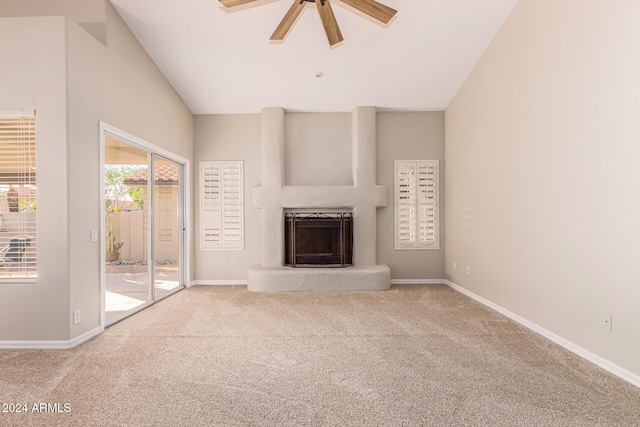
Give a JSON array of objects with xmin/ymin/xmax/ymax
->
[{"xmin": 285, "ymin": 212, "xmax": 353, "ymax": 268}]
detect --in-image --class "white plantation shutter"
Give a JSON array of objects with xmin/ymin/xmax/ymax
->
[
  {"xmin": 200, "ymin": 161, "xmax": 243, "ymax": 250},
  {"xmin": 395, "ymin": 160, "xmax": 439, "ymax": 250},
  {"xmin": 221, "ymin": 163, "xmax": 242, "ymax": 248},
  {"xmin": 416, "ymin": 161, "xmax": 438, "ymax": 248},
  {"xmin": 396, "ymin": 161, "xmax": 417, "ymax": 248},
  {"xmin": 0, "ymin": 112, "xmax": 37, "ymax": 278},
  {"xmin": 201, "ymin": 163, "xmax": 221, "ymax": 247}
]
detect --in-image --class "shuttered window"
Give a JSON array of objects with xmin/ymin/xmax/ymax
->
[
  {"xmin": 200, "ymin": 161, "xmax": 243, "ymax": 250},
  {"xmin": 0, "ymin": 112, "xmax": 37, "ymax": 278},
  {"xmin": 395, "ymin": 160, "xmax": 439, "ymax": 250}
]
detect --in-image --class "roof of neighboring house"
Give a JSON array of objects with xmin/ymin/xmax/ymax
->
[{"xmin": 124, "ymin": 164, "xmax": 179, "ymax": 185}]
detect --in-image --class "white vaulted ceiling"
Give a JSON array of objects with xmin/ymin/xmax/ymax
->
[{"xmin": 109, "ymin": 0, "xmax": 519, "ymax": 114}]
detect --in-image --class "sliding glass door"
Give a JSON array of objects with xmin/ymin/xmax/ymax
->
[
  {"xmin": 103, "ymin": 135, "xmax": 186, "ymax": 326},
  {"xmin": 104, "ymin": 139, "xmax": 151, "ymax": 321},
  {"xmin": 152, "ymin": 156, "xmax": 183, "ymax": 299}
]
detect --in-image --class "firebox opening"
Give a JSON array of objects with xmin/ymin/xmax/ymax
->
[{"xmin": 285, "ymin": 212, "xmax": 353, "ymax": 268}]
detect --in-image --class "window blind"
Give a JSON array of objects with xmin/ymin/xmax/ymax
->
[
  {"xmin": 0, "ymin": 112, "xmax": 37, "ymax": 277},
  {"xmin": 395, "ymin": 160, "xmax": 439, "ymax": 250},
  {"xmin": 200, "ymin": 161, "xmax": 243, "ymax": 250}
]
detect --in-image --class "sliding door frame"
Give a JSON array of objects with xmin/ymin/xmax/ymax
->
[{"xmin": 99, "ymin": 122, "xmax": 190, "ymax": 330}]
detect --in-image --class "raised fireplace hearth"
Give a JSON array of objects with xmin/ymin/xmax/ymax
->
[{"xmin": 285, "ymin": 212, "xmax": 353, "ymax": 268}]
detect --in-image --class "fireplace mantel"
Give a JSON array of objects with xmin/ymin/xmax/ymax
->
[{"xmin": 248, "ymin": 107, "xmax": 390, "ymax": 292}]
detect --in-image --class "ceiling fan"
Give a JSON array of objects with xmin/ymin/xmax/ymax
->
[{"xmin": 219, "ymin": 0, "xmax": 397, "ymax": 47}]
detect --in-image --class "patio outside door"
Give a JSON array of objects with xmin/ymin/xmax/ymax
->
[{"xmin": 103, "ymin": 134, "xmax": 186, "ymax": 326}]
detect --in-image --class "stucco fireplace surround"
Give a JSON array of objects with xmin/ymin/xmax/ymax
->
[{"xmin": 247, "ymin": 107, "xmax": 391, "ymax": 292}]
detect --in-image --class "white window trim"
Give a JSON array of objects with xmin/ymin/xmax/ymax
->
[
  {"xmin": 394, "ymin": 160, "xmax": 440, "ymax": 250},
  {"xmin": 200, "ymin": 161, "xmax": 244, "ymax": 251}
]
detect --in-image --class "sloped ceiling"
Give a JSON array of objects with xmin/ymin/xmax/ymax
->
[{"xmin": 109, "ymin": 0, "xmax": 519, "ymax": 114}]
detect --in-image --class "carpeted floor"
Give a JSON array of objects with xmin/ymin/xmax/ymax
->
[{"xmin": 1, "ymin": 284, "xmax": 639, "ymax": 426}]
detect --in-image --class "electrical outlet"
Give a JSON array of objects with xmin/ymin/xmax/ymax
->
[
  {"xmin": 73, "ymin": 310, "xmax": 81, "ymax": 325},
  {"xmin": 465, "ymin": 266, "xmax": 470, "ymax": 275},
  {"xmin": 229, "ymin": 259, "xmax": 235, "ymax": 268},
  {"xmin": 453, "ymin": 262, "xmax": 457, "ymax": 271},
  {"xmin": 601, "ymin": 314, "xmax": 612, "ymax": 331}
]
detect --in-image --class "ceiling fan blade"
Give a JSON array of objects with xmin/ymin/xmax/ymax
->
[
  {"xmin": 316, "ymin": 0, "xmax": 343, "ymax": 46},
  {"xmin": 271, "ymin": 0, "xmax": 306, "ymax": 41},
  {"xmin": 339, "ymin": 0, "xmax": 397, "ymax": 24},
  {"xmin": 219, "ymin": 0, "xmax": 260, "ymax": 7}
]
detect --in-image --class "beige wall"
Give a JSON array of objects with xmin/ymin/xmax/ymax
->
[
  {"xmin": 377, "ymin": 112, "xmax": 445, "ymax": 279},
  {"xmin": 445, "ymin": 0, "xmax": 640, "ymax": 377},
  {"xmin": 194, "ymin": 111, "xmax": 444, "ymax": 281},
  {"xmin": 66, "ymin": 2, "xmax": 193, "ymax": 340},
  {"xmin": 0, "ymin": 0, "xmax": 106, "ymax": 43},
  {"xmin": 194, "ymin": 114, "xmax": 262, "ymax": 281},
  {"xmin": 285, "ymin": 113, "xmax": 353, "ymax": 186},
  {"xmin": 0, "ymin": 1, "xmax": 193, "ymax": 343},
  {"xmin": 0, "ymin": 17, "xmax": 69, "ymax": 340}
]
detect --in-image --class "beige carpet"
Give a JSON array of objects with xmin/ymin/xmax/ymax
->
[{"xmin": 1, "ymin": 284, "xmax": 639, "ymax": 426}]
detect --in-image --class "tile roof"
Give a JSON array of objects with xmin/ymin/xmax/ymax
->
[{"xmin": 124, "ymin": 164, "xmax": 179, "ymax": 185}]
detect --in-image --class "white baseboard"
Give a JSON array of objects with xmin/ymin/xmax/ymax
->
[
  {"xmin": 444, "ymin": 280, "xmax": 640, "ymax": 389},
  {"xmin": 194, "ymin": 279, "xmax": 446, "ymax": 287},
  {"xmin": 190, "ymin": 280, "xmax": 248, "ymax": 286},
  {"xmin": 197, "ymin": 279, "xmax": 448, "ymax": 287},
  {"xmin": 390, "ymin": 279, "xmax": 447, "ymax": 285},
  {"xmin": 0, "ymin": 326, "xmax": 102, "ymax": 350}
]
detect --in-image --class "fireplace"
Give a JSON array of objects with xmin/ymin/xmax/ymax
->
[
  {"xmin": 248, "ymin": 107, "xmax": 390, "ymax": 292},
  {"xmin": 285, "ymin": 212, "xmax": 353, "ymax": 268}
]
